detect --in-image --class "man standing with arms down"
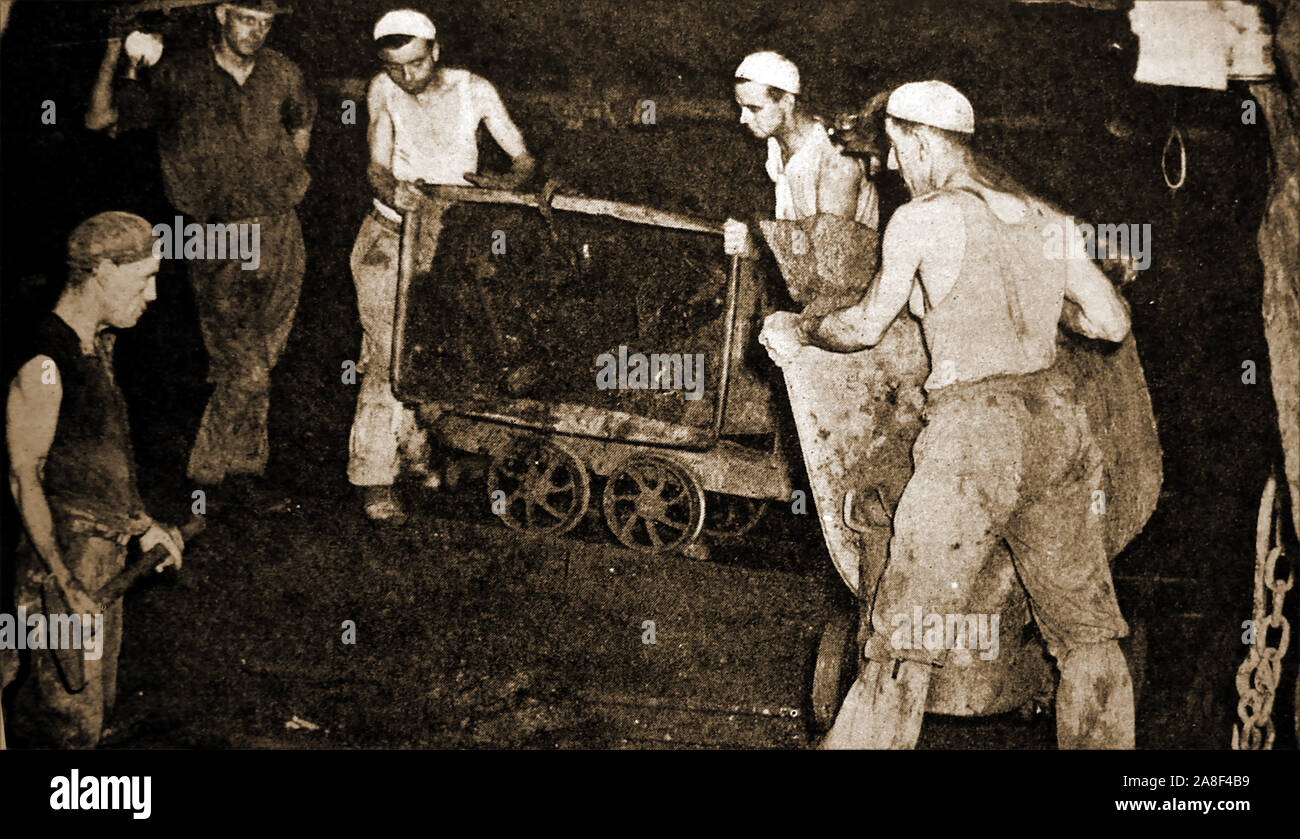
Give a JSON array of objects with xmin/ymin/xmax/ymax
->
[
  {"xmin": 763, "ymin": 82, "xmax": 1136, "ymax": 749},
  {"xmin": 6, "ymin": 213, "xmax": 184, "ymax": 748},
  {"xmin": 349, "ymin": 9, "xmax": 535, "ymax": 522},
  {"xmin": 85, "ymin": 1, "xmax": 315, "ymax": 508}
]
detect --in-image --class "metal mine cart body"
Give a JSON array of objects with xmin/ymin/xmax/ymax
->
[
  {"xmin": 390, "ymin": 185, "xmax": 1158, "ymax": 733},
  {"xmin": 392, "ymin": 184, "xmax": 792, "ymax": 554},
  {"xmin": 761, "ymin": 211, "xmax": 1160, "ymax": 728}
]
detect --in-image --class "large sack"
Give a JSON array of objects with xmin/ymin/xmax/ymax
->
[
  {"xmin": 760, "ymin": 216, "xmax": 924, "ymax": 595},
  {"xmin": 776, "ymin": 324, "xmax": 928, "ymax": 595}
]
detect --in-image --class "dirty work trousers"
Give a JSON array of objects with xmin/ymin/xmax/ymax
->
[
  {"xmin": 347, "ymin": 210, "xmax": 433, "ymax": 487},
  {"xmin": 860, "ymin": 368, "xmax": 1133, "ymax": 748},
  {"xmin": 186, "ymin": 211, "xmax": 305, "ymax": 485},
  {"xmin": 14, "ymin": 531, "xmax": 126, "ymax": 749}
]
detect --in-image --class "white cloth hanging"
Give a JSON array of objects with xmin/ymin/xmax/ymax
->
[{"xmin": 1130, "ymin": 1, "xmax": 1232, "ymax": 90}]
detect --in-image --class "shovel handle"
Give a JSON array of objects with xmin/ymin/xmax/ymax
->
[{"xmin": 92, "ymin": 516, "xmax": 206, "ymax": 604}]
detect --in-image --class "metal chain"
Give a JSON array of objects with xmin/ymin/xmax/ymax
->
[{"xmin": 1233, "ymin": 473, "xmax": 1293, "ymax": 750}]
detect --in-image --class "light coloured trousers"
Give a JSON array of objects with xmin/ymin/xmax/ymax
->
[
  {"xmin": 843, "ymin": 370, "xmax": 1134, "ymax": 749},
  {"xmin": 347, "ymin": 212, "xmax": 429, "ymax": 486}
]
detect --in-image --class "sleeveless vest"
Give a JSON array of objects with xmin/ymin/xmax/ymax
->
[
  {"xmin": 27, "ymin": 314, "xmax": 147, "ymax": 533},
  {"xmin": 921, "ymin": 190, "xmax": 1066, "ymax": 391},
  {"xmin": 374, "ymin": 69, "xmax": 480, "ymax": 222}
]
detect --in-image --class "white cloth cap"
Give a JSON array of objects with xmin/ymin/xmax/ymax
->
[
  {"xmin": 886, "ymin": 81, "xmax": 975, "ymax": 134},
  {"xmin": 735, "ymin": 51, "xmax": 800, "ymax": 95},
  {"xmin": 373, "ymin": 9, "xmax": 437, "ymax": 42}
]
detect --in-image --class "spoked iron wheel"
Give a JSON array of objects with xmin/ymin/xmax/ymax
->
[
  {"xmin": 602, "ymin": 454, "xmax": 705, "ymax": 553},
  {"xmin": 487, "ymin": 439, "xmax": 590, "ymax": 535},
  {"xmin": 703, "ymin": 493, "xmax": 769, "ymax": 540},
  {"xmin": 810, "ymin": 614, "xmax": 857, "ymax": 732}
]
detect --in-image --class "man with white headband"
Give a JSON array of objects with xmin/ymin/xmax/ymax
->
[
  {"xmin": 723, "ymin": 51, "xmax": 878, "ymax": 267},
  {"xmin": 348, "ymin": 9, "xmax": 535, "ymax": 522},
  {"xmin": 764, "ymin": 81, "xmax": 1137, "ymax": 749}
]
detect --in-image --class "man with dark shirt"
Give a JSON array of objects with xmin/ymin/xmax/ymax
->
[
  {"xmin": 6, "ymin": 212, "xmax": 184, "ymax": 748},
  {"xmin": 86, "ymin": 1, "xmax": 315, "ymax": 503}
]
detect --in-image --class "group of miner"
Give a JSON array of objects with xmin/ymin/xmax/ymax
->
[{"xmin": 4, "ymin": 2, "xmax": 1138, "ymax": 750}]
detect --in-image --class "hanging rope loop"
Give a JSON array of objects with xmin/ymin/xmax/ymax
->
[{"xmin": 1162, "ymin": 124, "xmax": 1187, "ymax": 191}]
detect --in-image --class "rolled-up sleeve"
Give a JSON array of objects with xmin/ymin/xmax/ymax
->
[{"xmin": 476, "ymin": 77, "xmax": 527, "ymax": 160}]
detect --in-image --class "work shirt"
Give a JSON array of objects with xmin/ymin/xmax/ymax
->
[
  {"xmin": 920, "ymin": 189, "xmax": 1066, "ymax": 391},
  {"xmin": 117, "ymin": 46, "xmax": 316, "ymax": 221},
  {"xmin": 766, "ymin": 122, "xmax": 878, "ymax": 228},
  {"xmin": 22, "ymin": 314, "xmax": 148, "ymax": 535},
  {"xmin": 367, "ymin": 68, "xmax": 527, "ymax": 222}
]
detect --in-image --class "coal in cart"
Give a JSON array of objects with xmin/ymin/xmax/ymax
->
[{"xmin": 392, "ymin": 184, "xmax": 794, "ymax": 554}]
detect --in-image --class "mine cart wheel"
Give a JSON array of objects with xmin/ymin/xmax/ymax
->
[
  {"xmin": 811, "ymin": 615, "xmax": 857, "ymax": 732},
  {"xmin": 602, "ymin": 454, "xmax": 706, "ymax": 553},
  {"xmin": 487, "ymin": 439, "xmax": 591, "ymax": 535},
  {"xmin": 703, "ymin": 494, "xmax": 769, "ymax": 540}
]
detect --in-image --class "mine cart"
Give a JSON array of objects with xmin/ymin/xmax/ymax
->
[
  {"xmin": 752, "ymin": 213, "xmax": 1165, "ymax": 732},
  {"xmin": 392, "ymin": 184, "xmax": 793, "ymax": 554},
  {"xmin": 391, "ymin": 184, "xmax": 1165, "ymax": 734}
]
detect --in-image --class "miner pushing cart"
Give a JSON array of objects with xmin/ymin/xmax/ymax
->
[{"xmin": 390, "ymin": 177, "xmax": 1163, "ymax": 738}]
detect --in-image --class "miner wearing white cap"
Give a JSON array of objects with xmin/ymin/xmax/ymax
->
[
  {"xmin": 723, "ymin": 51, "xmax": 878, "ymax": 266},
  {"xmin": 762, "ymin": 81, "xmax": 1138, "ymax": 750},
  {"xmin": 347, "ymin": 9, "xmax": 535, "ymax": 522}
]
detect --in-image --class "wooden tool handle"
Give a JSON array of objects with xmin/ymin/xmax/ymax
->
[
  {"xmin": 419, "ymin": 184, "xmax": 725, "ymax": 236},
  {"xmin": 93, "ymin": 516, "xmax": 206, "ymax": 604}
]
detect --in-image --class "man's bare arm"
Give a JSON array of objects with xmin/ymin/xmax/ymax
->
[
  {"xmin": 1062, "ymin": 226, "xmax": 1131, "ymax": 342},
  {"xmin": 291, "ymin": 127, "xmax": 311, "ymax": 159},
  {"xmin": 366, "ymin": 93, "xmax": 397, "ymax": 204},
  {"xmin": 809, "ymin": 203, "xmax": 926, "ymax": 350},
  {"xmin": 85, "ymin": 38, "xmax": 122, "ymax": 131},
  {"xmin": 7, "ymin": 359, "xmax": 69, "ymax": 581},
  {"xmin": 7, "ymin": 359, "xmax": 180, "ymax": 592},
  {"xmin": 472, "ymin": 80, "xmax": 535, "ymax": 189},
  {"xmin": 816, "ymin": 152, "xmax": 864, "ymax": 220},
  {"xmin": 500, "ymin": 149, "xmax": 537, "ymax": 190},
  {"xmin": 367, "ymin": 161, "xmax": 398, "ymax": 206}
]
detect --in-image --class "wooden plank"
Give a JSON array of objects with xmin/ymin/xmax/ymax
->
[{"xmin": 419, "ymin": 184, "xmax": 723, "ymax": 235}]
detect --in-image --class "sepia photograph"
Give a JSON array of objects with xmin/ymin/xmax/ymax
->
[{"xmin": 0, "ymin": 0, "xmax": 1296, "ymax": 817}]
